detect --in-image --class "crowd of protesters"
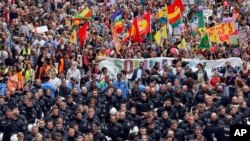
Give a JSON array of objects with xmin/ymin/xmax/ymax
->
[{"xmin": 0, "ymin": 0, "xmax": 250, "ymax": 141}]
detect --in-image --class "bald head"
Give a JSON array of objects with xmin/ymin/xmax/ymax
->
[
  {"xmin": 116, "ymin": 89, "xmax": 122, "ymax": 96},
  {"xmin": 119, "ymin": 111, "xmax": 126, "ymax": 120},
  {"xmin": 211, "ymin": 113, "xmax": 218, "ymax": 122},
  {"xmin": 182, "ymin": 85, "xmax": 188, "ymax": 92},
  {"xmin": 242, "ymin": 85, "xmax": 249, "ymax": 92},
  {"xmin": 81, "ymin": 86, "xmax": 87, "ymax": 93},
  {"xmin": 176, "ymin": 67, "xmax": 182, "ymax": 73},
  {"xmin": 151, "ymin": 87, "xmax": 156, "ymax": 95},
  {"xmin": 145, "ymin": 86, "xmax": 150, "ymax": 92}
]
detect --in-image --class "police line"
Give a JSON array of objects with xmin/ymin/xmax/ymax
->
[{"xmin": 99, "ymin": 57, "xmax": 243, "ymax": 79}]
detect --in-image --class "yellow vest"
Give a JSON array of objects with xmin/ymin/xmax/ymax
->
[
  {"xmin": 24, "ymin": 69, "xmax": 33, "ymax": 81},
  {"xmin": 3, "ymin": 68, "xmax": 9, "ymax": 75},
  {"xmin": 22, "ymin": 48, "xmax": 31, "ymax": 56}
]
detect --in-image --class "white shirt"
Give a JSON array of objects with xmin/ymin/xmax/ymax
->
[
  {"xmin": 0, "ymin": 50, "xmax": 8, "ymax": 63},
  {"xmin": 14, "ymin": 45, "xmax": 21, "ymax": 54},
  {"xmin": 50, "ymin": 77, "xmax": 61, "ymax": 88},
  {"xmin": 136, "ymin": 69, "xmax": 142, "ymax": 80},
  {"xmin": 197, "ymin": 70, "xmax": 205, "ymax": 84},
  {"xmin": 33, "ymin": 39, "xmax": 45, "ymax": 47},
  {"xmin": 66, "ymin": 68, "xmax": 81, "ymax": 82}
]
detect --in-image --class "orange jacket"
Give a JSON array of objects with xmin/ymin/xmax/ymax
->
[
  {"xmin": 39, "ymin": 65, "xmax": 51, "ymax": 79},
  {"xmin": 59, "ymin": 58, "xmax": 64, "ymax": 73}
]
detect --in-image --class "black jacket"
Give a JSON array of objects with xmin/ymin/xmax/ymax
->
[
  {"xmin": 203, "ymin": 119, "xmax": 225, "ymax": 141},
  {"xmin": 72, "ymin": 93, "xmax": 84, "ymax": 105},
  {"xmin": 148, "ymin": 94, "xmax": 163, "ymax": 108},
  {"xmin": 157, "ymin": 106, "xmax": 178, "ymax": 119},
  {"xmin": 136, "ymin": 100, "xmax": 154, "ymax": 116},
  {"xmin": 0, "ymin": 118, "xmax": 25, "ymax": 141},
  {"xmin": 127, "ymin": 114, "xmax": 142, "ymax": 127},
  {"xmin": 58, "ymin": 86, "xmax": 71, "ymax": 98},
  {"xmin": 174, "ymin": 105, "xmax": 186, "ymax": 120},
  {"xmin": 215, "ymin": 124, "xmax": 230, "ymax": 141},
  {"xmin": 70, "ymin": 118, "xmax": 91, "ymax": 133},
  {"xmin": 21, "ymin": 106, "xmax": 37, "ymax": 123},
  {"xmin": 173, "ymin": 128, "xmax": 187, "ymax": 141},
  {"xmin": 180, "ymin": 122, "xmax": 200, "ymax": 136},
  {"xmin": 93, "ymin": 132, "xmax": 107, "ymax": 141},
  {"xmin": 102, "ymin": 122, "xmax": 125, "ymax": 140}
]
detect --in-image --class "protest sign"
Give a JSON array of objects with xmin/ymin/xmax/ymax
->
[
  {"xmin": 238, "ymin": 30, "xmax": 247, "ymax": 42},
  {"xmin": 229, "ymin": 34, "xmax": 239, "ymax": 47},
  {"xmin": 203, "ymin": 9, "xmax": 213, "ymax": 22},
  {"xmin": 99, "ymin": 57, "xmax": 243, "ymax": 79},
  {"xmin": 35, "ymin": 26, "xmax": 49, "ymax": 33},
  {"xmin": 238, "ymin": 30, "xmax": 248, "ymax": 49}
]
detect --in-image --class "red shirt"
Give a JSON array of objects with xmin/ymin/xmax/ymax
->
[{"xmin": 210, "ymin": 76, "xmax": 221, "ymax": 87}]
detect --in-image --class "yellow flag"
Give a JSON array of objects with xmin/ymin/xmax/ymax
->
[
  {"xmin": 154, "ymin": 25, "xmax": 167, "ymax": 45},
  {"xmin": 177, "ymin": 38, "xmax": 186, "ymax": 49},
  {"xmin": 70, "ymin": 30, "xmax": 77, "ymax": 44},
  {"xmin": 157, "ymin": 6, "xmax": 167, "ymax": 19},
  {"xmin": 154, "ymin": 31, "xmax": 161, "ymax": 45},
  {"xmin": 198, "ymin": 28, "xmax": 207, "ymax": 38},
  {"xmin": 208, "ymin": 27, "xmax": 221, "ymax": 44},
  {"xmin": 161, "ymin": 25, "xmax": 168, "ymax": 39}
]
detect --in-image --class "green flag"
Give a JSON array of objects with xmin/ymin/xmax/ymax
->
[
  {"xmin": 171, "ymin": 19, "xmax": 182, "ymax": 28},
  {"xmin": 198, "ymin": 33, "xmax": 210, "ymax": 49},
  {"xmin": 197, "ymin": 11, "xmax": 205, "ymax": 28}
]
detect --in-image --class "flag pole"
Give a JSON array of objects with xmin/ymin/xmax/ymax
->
[
  {"xmin": 186, "ymin": 17, "xmax": 195, "ymax": 59},
  {"xmin": 179, "ymin": 11, "xmax": 192, "ymax": 59},
  {"xmin": 148, "ymin": 9, "xmax": 153, "ymax": 46},
  {"xmin": 238, "ymin": 37, "xmax": 243, "ymax": 59}
]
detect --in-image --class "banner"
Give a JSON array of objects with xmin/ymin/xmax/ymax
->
[
  {"xmin": 99, "ymin": 57, "xmax": 242, "ymax": 79},
  {"xmin": 208, "ymin": 26, "xmax": 220, "ymax": 43},
  {"xmin": 208, "ymin": 22, "xmax": 235, "ymax": 43}
]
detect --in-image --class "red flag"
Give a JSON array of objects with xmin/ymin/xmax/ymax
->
[
  {"xmin": 131, "ymin": 18, "xmax": 142, "ymax": 42},
  {"xmin": 77, "ymin": 22, "xmax": 88, "ymax": 46},
  {"xmin": 167, "ymin": 0, "xmax": 185, "ymax": 24},
  {"xmin": 169, "ymin": 0, "xmax": 185, "ymax": 13},
  {"xmin": 139, "ymin": 11, "xmax": 151, "ymax": 35}
]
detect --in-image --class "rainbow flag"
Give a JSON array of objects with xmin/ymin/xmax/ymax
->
[
  {"xmin": 111, "ymin": 10, "xmax": 123, "ymax": 33},
  {"xmin": 74, "ymin": 7, "xmax": 93, "ymax": 20}
]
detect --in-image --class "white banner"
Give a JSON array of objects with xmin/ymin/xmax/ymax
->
[{"xmin": 99, "ymin": 57, "xmax": 243, "ymax": 79}]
